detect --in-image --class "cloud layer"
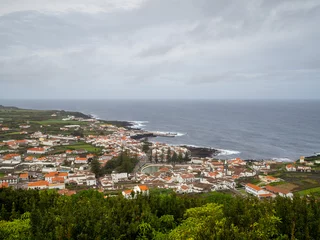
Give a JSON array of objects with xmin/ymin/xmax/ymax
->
[{"xmin": 0, "ymin": 0, "xmax": 319, "ymax": 99}]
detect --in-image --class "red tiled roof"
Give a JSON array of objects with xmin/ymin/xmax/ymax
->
[
  {"xmin": 139, "ymin": 185, "xmax": 149, "ymax": 191},
  {"xmin": 246, "ymin": 183, "xmax": 262, "ymax": 191},
  {"xmin": 20, "ymin": 173, "xmax": 28, "ymax": 179},
  {"xmin": 265, "ymin": 185, "xmax": 291, "ymax": 195},
  {"xmin": 28, "ymin": 181, "xmax": 49, "ymax": 187}
]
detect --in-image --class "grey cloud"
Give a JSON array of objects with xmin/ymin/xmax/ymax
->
[{"xmin": 0, "ymin": 0, "xmax": 320, "ymax": 99}]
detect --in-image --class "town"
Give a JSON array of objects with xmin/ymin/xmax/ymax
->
[{"xmin": 1, "ymin": 106, "xmax": 320, "ymax": 199}]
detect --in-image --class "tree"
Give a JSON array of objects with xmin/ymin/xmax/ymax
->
[
  {"xmin": 172, "ymin": 152, "xmax": 178, "ymax": 166},
  {"xmin": 142, "ymin": 138, "xmax": 150, "ymax": 153},
  {"xmin": 167, "ymin": 148, "xmax": 171, "ymax": 162},
  {"xmin": 184, "ymin": 151, "xmax": 191, "ymax": 162},
  {"xmin": 91, "ymin": 158, "xmax": 101, "ymax": 178}
]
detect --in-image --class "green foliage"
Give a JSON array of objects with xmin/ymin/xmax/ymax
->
[
  {"xmin": 90, "ymin": 158, "xmax": 102, "ymax": 178},
  {"xmin": 102, "ymin": 151, "xmax": 139, "ymax": 174},
  {"xmin": 0, "ymin": 187, "xmax": 320, "ymax": 239},
  {"xmin": 0, "ymin": 212, "xmax": 32, "ymax": 240}
]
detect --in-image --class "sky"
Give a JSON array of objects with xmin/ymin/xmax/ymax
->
[{"xmin": 0, "ymin": 0, "xmax": 320, "ymax": 99}]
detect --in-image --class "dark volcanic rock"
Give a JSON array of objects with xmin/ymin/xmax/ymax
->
[{"xmin": 181, "ymin": 145, "xmax": 219, "ymax": 158}]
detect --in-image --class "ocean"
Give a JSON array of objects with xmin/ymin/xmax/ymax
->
[{"xmin": 1, "ymin": 99, "xmax": 319, "ymax": 161}]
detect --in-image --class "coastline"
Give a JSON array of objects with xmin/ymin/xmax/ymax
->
[{"xmin": 0, "ymin": 105, "xmax": 300, "ymax": 162}]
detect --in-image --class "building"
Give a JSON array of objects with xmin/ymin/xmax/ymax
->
[
  {"xmin": 0, "ymin": 176, "xmax": 18, "ymax": 185},
  {"xmin": 286, "ymin": 164, "xmax": 296, "ymax": 172},
  {"xmin": 265, "ymin": 185, "xmax": 293, "ymax": 198},
  {"xmin": 245, "ymin": 183, "xmax": 273, "ymax": 198},
  {"xmin": 86, "ymin": 177, "xmax": 97, "ymax": 186},
  {"xmin": 28, "ymin": 181, "xmax": 49, "ymax": 190},
  {"xmin": 27, "ymin": 147, "xmax": 47, "ymax": 154}
]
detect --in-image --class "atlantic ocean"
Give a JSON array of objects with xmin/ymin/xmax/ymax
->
[{"xmin": 1, "ymin": 99, "xmax": 319, "ymax": 161}]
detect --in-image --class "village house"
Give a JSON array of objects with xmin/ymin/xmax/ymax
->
[
  {"xmin": 265, "ymin": 185, "xmax": 293, "ymax": 198},
  {"xmin": 133, "ymin": 185, "xmax": 150, "ymax": 196},
  {"xmin": 19, "ymin": 173, "xmax": 29, "ymax": 181},
  {"xmin": 0, "ymin": 176, "xmax": 18, "ymax": 185},
  {"xmin": 245, "ymin": 183, "xmax": 274, "ymax": 199},
  {"xmin": 111, "ymin": 172, "xmax": 128, "ymax": 183},
  {"xmin": 28, "ymin": 180, "xmax": 49, "ymax": 190},
  {"xmin": 86, "ymin": 177, "xmax": 97, "ymax": 186},
  {"xmin": 286, "ymin": 164, "xmax": 296, "ymax": 172},
  {"xmin": 27, "ymin": 147, "xmax": 47, "ymax": 155},
  {"xmin": 45, "ymin": 172, "xmax": 68, "ymax": 183},
  {"xmin": 122, "ymin": 189, "xmax": 134, "ymax": 199},
  {"xmin": 297, "ymin": 166, "xmax": 312, "ymax": 172},
  {"xmin": 75, "ymin": 156, "xmax": 88, "ymax": 164},
  {"xmin": 177, "ymin": 173, "xmax": 195, "ymax": 183}
]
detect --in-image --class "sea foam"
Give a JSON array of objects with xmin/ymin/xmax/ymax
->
[{"xmin": 217, "ymin": 149, "xmax": 241, "ymax": 156}]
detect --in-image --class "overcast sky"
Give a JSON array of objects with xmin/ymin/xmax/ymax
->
[{"xmin": 0, "ymin": 0, "xmax": 319, "ymax": 99}]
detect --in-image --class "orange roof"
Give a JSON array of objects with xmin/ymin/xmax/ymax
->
[
  {"xmin": 0, "ymin": 182, "xmax": 9, "ymax": 188},
  {"xmin": 38, "ymin": 157, "xmax": 46, "ymax": 161},
  {"xmin": 45, "ymin": 172, "xmax": 59, "ymax": 178},
  {"xmin": 181, "ymin": 185, "xmax": 189, "ymax": 190},
  {"xmin": 76, "ymin": 157, "xmax": 87, "ymax": 160},
  {"xmin": 28, "ymin": 181, "xmax": 49, "ymax": 187},
  {"xmin": 265, "ymin": 185, "xmax": 290, "ymax": 195},
  {"xmin": 20, "ymin": 173, "xmax": 28, "ymax": 179},
  {"xmin": 139, "ymin": 185, "xmax": 149, "ymax": 191},
  {"xmin": 28, "ymin": 147, "xmax": 45, "ymax": 152},
  {"xmin": 25, "ymin": 156, "xmax": 34, "ymax": 161},
  {"xmin": 123, "ymin": 189, "xmax": 133, "ymax": 195},
  {"xmin": 3, "ymin": 153, "xmax": 20, "ymax": 160},
  {"xmin": 266, "ymin": 176, "xmax": 277, "ymax": 180},
  {"xmin": 52, "ymin": 177, "xmax": 65, "ymax": 183},
  {"xmin": 58, "ymin": 172, "xmax": 68, "ymax": 177},
  {"xmin": 246, "ymin": 183, "xmax": 262, "ymax": 191},
  {"xmin": 259, "ymin": 193, "xmax": 273, "ymax": 198}
]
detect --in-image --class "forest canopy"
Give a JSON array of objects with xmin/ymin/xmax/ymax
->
[{"xmin": 0, "ymin": 188, "xmax": 319, "ymax": 239}]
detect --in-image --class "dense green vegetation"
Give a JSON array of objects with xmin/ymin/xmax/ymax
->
[
  {"xmin": 101, "ymin": 151, "xmax": 139, "ymax": 175},
  {"xmin": 0, "ymin": 188, "xmax": 320, "ymax": 239}
]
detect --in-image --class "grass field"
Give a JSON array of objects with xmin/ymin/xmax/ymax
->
[
  {"xmin": 32, "ymin": 120, "xmax": 87, "ymax": 125},
  {"xmin": 298, "ymin": 187, "xmax": 320, "ymax": 196},
  {"xmin": 53, "ymin": 142, "xmax": 102, "ymax": 154}
]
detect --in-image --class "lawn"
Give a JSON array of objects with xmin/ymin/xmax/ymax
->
[
  {"xmin": 53, "ymin": 142, "xmax": 102, "ymax": 154},
  {"xmin": 298, "ymin": 187, "xmax": 320, "ymax": 196},
  {"xmin": 0, "ymin": 173, "xmax": 5, "ymax": 177},
  {"xmin": 32, "ymin": 120, "xmax": 87, "ymax": 125}
]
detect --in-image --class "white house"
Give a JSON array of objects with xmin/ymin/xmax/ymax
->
[
  {"xmin": 86, "ymin": 177, "xmax": 97, "ymax": 186},
  {"xmin": 27, "ymin": 147, "xmax": 47, "ymax": 155},
  {"xmin": 111, "ymin": 172, "xmax": 128, "ymax": 182},
  {"xmin": 245, "ymin": 183, "xmax": 273, "ymax": 198},
  {"xmin": 133, "ymin": 185, "xmax": 149, "ymax": 196},
  {"xmin": 28, "ymin": 181, "xmax": 49, "ymax": 190},
  {"xmin": 286, "ymin": 164, "xmax": 296, "ymax": 172},
  {"xmin": 265, "ymin": 185, "xmax": 293, "ymax": 198}
]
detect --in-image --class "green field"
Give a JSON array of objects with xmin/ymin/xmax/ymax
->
[
  {"xmin": 31, "ymin": 119, "xmax": 87, "ymax": 125},
  {"xmin": 298, "ymin": 187, "xmax": 320, "ymax": 196},
  {"xmin": 52, "ymin": 142, "xmax": 102, "ymax": 154}
]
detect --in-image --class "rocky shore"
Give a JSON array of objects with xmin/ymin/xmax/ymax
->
[{"xmin": 181, "ymin": 145, "xmax": 220, "ymax": 158}]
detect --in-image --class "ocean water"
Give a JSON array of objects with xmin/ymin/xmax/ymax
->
[{"xmin": 1, "ymin": 99, "xmax": 320, "ymax": 161}]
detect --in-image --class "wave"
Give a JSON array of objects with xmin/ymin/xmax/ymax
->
[
  {"xmin": 129, "ymin": 121, "xmax": 149, "ymax": 129},
  {"xmin": 152, "ymin": 131, "xmax": 187, "ymax": 137},
  {"xmin": 272, "ymin": 157, "xmax": 293, "ymax": 162},
  {"xmin": 89, "ymin": 114, "xmax": 100, "ymax": 120},
  {"xmin": 217, "ymin": 149, "xmax": 241, "ymax": 156}
]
